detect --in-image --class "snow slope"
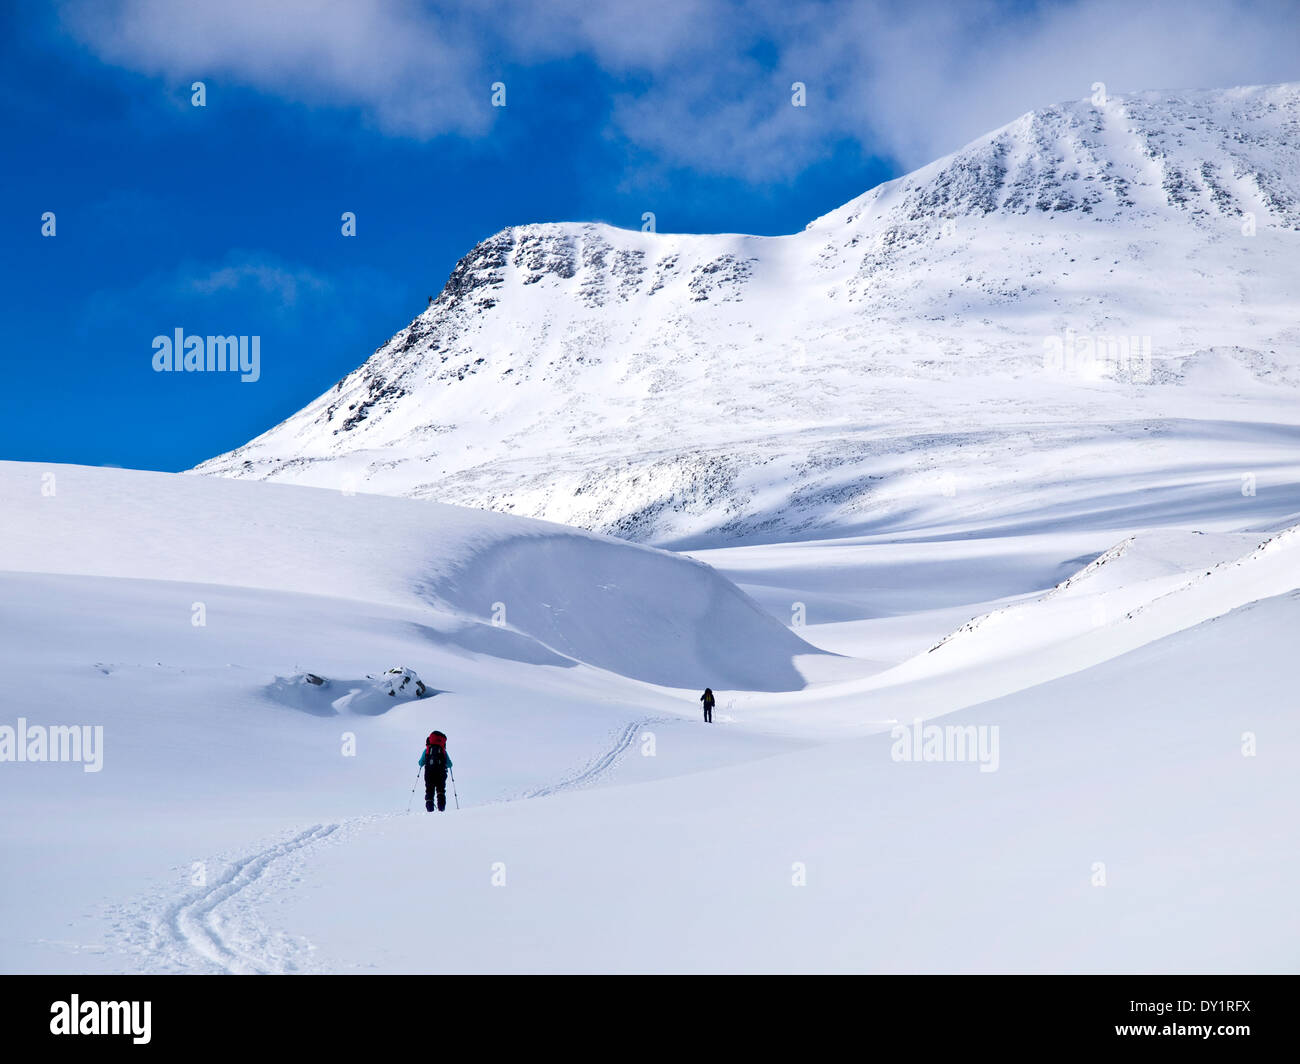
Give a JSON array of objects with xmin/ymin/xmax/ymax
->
[
  {"xmin": 722, "ymin": 523, "xmax": 1300, "ymax": 738},
  {"xmin": 235, "ymin": 591, "xmax": 1300, "ymax": 974},
  {"xmin": 195, "ymin": 83, "xmax": 1300, "ymax": 546},
  {"xmin": 2, "ymin": 459, "xmax": 1297, "ymax": 972},
  {"xmin": 1, "ymin": 462, "xmax": 816, "ymax": 691}
]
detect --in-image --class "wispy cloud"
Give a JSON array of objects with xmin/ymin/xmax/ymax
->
[
  {"xmin": 59, "ymin": 0, "xmax": 1300, "ymax": 178},
  {"xmin": 812, "ymin": 0, "xmax": 1300, "ymax": 169},
  {"xmin": 185, "ymin": 258, "xmax": 332, "ymax": 307},
  {"xmin": 77, "ymin": 251, "xmax": 390, "ymax": 341}
]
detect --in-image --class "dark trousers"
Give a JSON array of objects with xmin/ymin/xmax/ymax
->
[
  {"xmin": 425, "ymin": 771, "xmax": 447, "ymax": 811},
  {"xmin": 703, "ymin": 704, "xmax": 713, "ymax": 723}
]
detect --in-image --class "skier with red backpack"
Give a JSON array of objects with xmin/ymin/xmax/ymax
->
[{"xmin": 419, "ymin": 731, "xmax": 453, "ymax": 812}]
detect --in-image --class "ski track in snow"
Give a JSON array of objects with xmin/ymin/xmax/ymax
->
[
  {"xmin": 518, "ymin": 716, "xmax": 673, "ymax": 800},
  {"xmin": 121, "ymin": 820, "xmax": 359, "ymax": 975},
  {"xmin": 128, "ymin": 717, "xmax": 666, "ymax": 973},
  {"xmin": 167, "ymin": 823, "xmax": 341, "ymax": 974}
]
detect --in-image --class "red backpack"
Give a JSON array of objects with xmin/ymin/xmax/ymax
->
[{"xmin": 425, "ymin": 731, "xmax": 448, "ymax": 771}]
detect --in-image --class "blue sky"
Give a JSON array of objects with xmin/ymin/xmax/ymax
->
[{"xmin": 3, "ymin": 1, "xmax": 1295, "ymax": 471}]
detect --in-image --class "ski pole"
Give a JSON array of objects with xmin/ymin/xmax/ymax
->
[
  {"xmin": 406, "ymin": 764, "xmax": 421, "ymax": 813},
  {"xmin": 449, "ymin": 766, "xmax": 460, "ymax": 810}
]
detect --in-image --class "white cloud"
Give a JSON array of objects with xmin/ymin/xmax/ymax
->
[
  {"xmin": 59, "ymin": 0, "xmax": 489, "ymax": 137},
  {"xmin": 59, "ymin": 0, "xmax": 1300, "ymax": 178}
]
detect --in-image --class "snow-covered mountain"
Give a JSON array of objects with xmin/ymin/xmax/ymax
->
[{"xmin": 195, "ymin": 84, "xmax": 1300, "ymax": 546}]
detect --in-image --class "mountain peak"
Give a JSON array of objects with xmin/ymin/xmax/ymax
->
[
  {"xmin": 810, "ymin": 82, "xmax": 1300, "ymax": 235},
  {"xmin": 196, "ymin": 84, "xmax": 1300, "ymax": 546}
]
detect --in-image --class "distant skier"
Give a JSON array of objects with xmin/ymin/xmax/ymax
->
[
  {"xmin": 699, "ymin": 688, "xmax": 715, "ymax": 724},
  {"xmin": 419, "ymin": 730, "xmax": 453, "ymax": 812}
]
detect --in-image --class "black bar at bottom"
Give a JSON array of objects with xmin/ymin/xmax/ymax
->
[{"xmin": 1, "ymin": 974, "xmax": 1290, "ymax": 1052}]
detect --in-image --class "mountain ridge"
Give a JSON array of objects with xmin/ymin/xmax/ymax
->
[{"xmin": 195, "ymin": 83, "xmax": 1300, "ymax": 546}]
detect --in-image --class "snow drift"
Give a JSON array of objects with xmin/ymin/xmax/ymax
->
[{"xmin": 0, "ymin": 461, "xmax": 817, "ymax": 690}]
